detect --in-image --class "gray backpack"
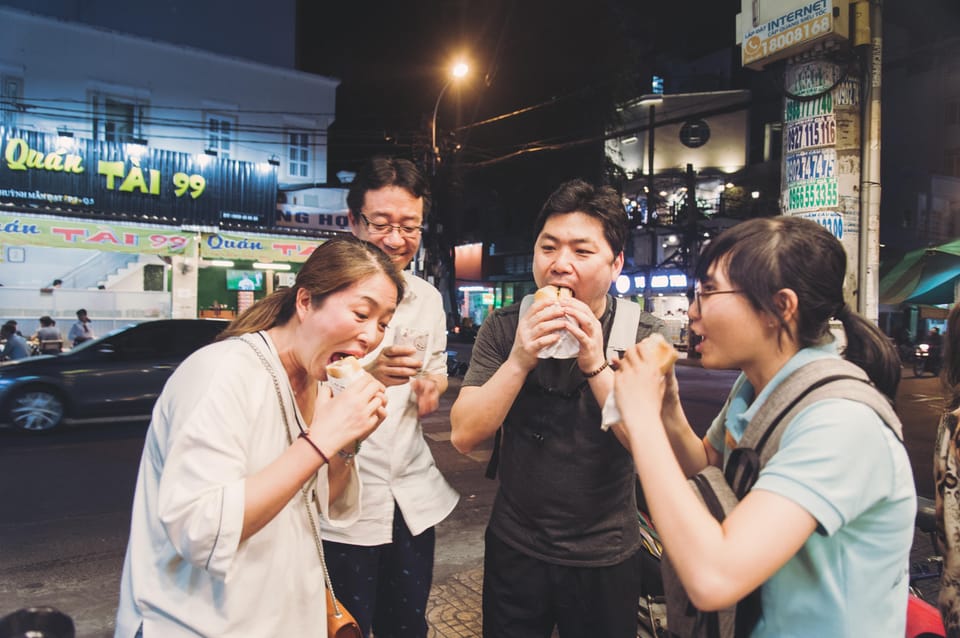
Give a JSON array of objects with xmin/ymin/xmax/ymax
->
[{"xmin": 660, "ymin": 358, "xmax": 904, "ymax": 638}]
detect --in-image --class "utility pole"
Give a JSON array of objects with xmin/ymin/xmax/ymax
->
[{"xmin": 858, "ymin": 0, "xmax": 882, "ymax": 322}]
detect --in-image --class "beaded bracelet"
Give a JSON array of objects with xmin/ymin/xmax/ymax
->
[
  {"xmin": 582, "ymin": 360, "xmax": 609, "ymax": 378},
  {"xmin": 298, "ymin": 431, "xmax": 330, "ymax": 465}
]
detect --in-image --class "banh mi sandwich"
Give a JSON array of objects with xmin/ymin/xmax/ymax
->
[
  {"xmin": 533, "ymin": 284, "xmax": 574, "ymax": 303},
  {"xmin": 326, "ymin": 356, "xmax": 364, "ymax": 395},
  {"xmin": 637, "ymin": 332, "xmax": 679, "ymax": 374},
  {"xmin": 326, "ymin": 355, "xmax": 363, "ymax": 379}
]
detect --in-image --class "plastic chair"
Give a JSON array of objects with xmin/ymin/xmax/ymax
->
[
  {"xmin": 0, "ymin": 607, "xmax": 75, "ymax": 638},
  {"xmin": 39, "ymin": 340, "xmax": 63, "ymax": 355}
]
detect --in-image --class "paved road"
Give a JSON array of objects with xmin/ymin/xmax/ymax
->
[{"xmin": 0, "ymin": 361, "xmax": 943, "ymax": 636}]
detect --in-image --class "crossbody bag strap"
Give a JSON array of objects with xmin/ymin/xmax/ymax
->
[{"xmin": 233, "ymin": 333, "xmax": 349, "ymax": 620}]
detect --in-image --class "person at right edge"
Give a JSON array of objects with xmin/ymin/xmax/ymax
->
[
  {"xmin": 450, "ymin": 179, "xmax": 665, "ymax": 637},
  {"xmin": 935, "ymin": 302, "xmax": 960, "ymax": 636},
  {"xmin": 614, "ymin": 216, "xmax": 915, "ymax": 636}
]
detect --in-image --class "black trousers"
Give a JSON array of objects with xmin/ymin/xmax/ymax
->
[
  {"xmin": 482, "ymin": 528, "xmax": 643, "ymax": 638},
  {"xmin": 323, "ymin": 503, "xmax": 436, "ymax": 638}
]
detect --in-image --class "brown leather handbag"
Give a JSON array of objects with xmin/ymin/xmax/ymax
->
[{"xmin": 325, "ymin": 585, "xmax": 361, "ymax": 638}]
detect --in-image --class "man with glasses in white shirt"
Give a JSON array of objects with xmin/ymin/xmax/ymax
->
[{"xmin": 320, "ymin": 156, "xmax": 458, "ymax": 638}]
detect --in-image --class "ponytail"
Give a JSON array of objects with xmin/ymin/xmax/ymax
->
[
  {"xmin": 217, "ymin": 286, "xmax": 297, "ymax": 341},
  {"xmin": 838, "ymin": 310, "xmax": 901, "ymax": 401}
]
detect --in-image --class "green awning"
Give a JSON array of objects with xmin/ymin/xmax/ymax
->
[{"xmin": 880, "ymin": 238, "xmax": 960, "ymax": 305}]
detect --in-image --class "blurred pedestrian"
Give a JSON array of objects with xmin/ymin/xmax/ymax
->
[
  {"xmin": 68, "ymin": 309, "xmax": 94, "ymax": 346},
  {"xmin": 1, "ymin": 322, "xmax": 29, "ymax": 360},
  {"xmin": 935, "ymin": 303, "xmax": 960, "ymax": 635},
  {"xmin": 115, "ymin": 237, "xmax": 403, "ymax": 637}
]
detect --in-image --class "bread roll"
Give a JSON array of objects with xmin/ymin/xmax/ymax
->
[
  {"xmin": 533, "ymin": 285, "xmax": 573, "ymax": 302},
  {"xmin": 638, "ymin": 333, "xmax": 679, "ymax": 374},
  {"xmin": 326, "ymin": 356, "xmax": 362, "ymax": 379}
]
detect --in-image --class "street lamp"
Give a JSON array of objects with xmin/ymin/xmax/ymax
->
[{"xmin": 431, "ymin": 60, "xmax": 469, "ymax": 173}]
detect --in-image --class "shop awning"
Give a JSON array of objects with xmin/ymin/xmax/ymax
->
[{"xmin": 880, "ymin": 238, "xmax": 960, "ymax": 305}]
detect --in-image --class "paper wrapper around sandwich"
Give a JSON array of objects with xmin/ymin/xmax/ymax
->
[
  {"xmin": 532, "ymin": 285, "xmax": 580, "ymax": 359},
  {"xmin": 600, "ymin": 334, "xmax": 679, "ymax": 431},
  {"xmin": 326, "ymin": 356, "xmax": 364, "ymax": 396}
]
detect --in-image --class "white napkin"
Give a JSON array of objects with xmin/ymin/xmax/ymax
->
[
  {"xmin": 600, "ymin": 391, "xmax": 621, "ymax": 431},
  {"xmin": 537, "ymin": 316, "xmax": 581, "ymax": 359}
]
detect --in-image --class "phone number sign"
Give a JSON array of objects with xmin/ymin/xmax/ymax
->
[
  {"xmin": 788, "ymin": 178, "xmax": 838, "ymax": 212},
  {"xmin": 785, "ymin": 149, "xmax": 836, "ymax": 184},
  {"xmin": 742, "ymin": 0, "xmax": 836, "ymax": 68},
  {"xmin": 785, "ymin": 115, "xmax": 836, "ymax": 152}
]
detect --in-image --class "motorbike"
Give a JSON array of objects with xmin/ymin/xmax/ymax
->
[{"xmin": 914, "ymin": 343, "xmax": 943, "ymax": 377}]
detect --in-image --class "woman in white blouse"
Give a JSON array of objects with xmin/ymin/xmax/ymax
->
[{"xmin": 115, "ymin": 238, "xmax": 403, "ymax": 637}]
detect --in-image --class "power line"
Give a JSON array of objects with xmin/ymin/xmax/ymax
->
[{"xmin": 13, "ymin": 96, "xmax": 335, "ymax": 118}]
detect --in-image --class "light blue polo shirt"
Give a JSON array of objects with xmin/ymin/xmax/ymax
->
[{"xmin": 704, "ymin": 345, "xmax": 916, "ymax": 637}]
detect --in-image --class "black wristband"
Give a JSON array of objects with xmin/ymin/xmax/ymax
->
[
  {"xmin": 582, "ymin": 360, "xmax": 609, "ymax": 378},
  {"xmin": 298, "ymin": 431, "xmax": 330, "ymax": 465}
]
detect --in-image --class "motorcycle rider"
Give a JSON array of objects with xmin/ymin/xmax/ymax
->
[{"xmin": 927, "ymin": 327, "xmax": 943, "ymax": 368}]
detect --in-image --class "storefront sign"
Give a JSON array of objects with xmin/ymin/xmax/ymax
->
[
  {"xmin": 0, "ymin": 129, "xmax": 277, "ymax": 226},
  {"xmin": 200, "ymin": 231, "xmax": 325, "ymax": 262},
  {"xmin": 742, "ymin": 0, "xmax": 836, "ymax": 68},
  {"xmin": 275, "ymin": 203, "xmax": 351, "ymax": 232},
  {"xmin": 0, "ymin": 212, "xmax": 192, "ymax": 254}
]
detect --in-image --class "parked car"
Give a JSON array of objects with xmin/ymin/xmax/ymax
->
[{"xmin": 0, "ymin": 319, "xmax": 228, "ymax": 432}]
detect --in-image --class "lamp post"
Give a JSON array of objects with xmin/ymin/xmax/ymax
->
[{"xmin": 430, "ymin": 60, "xmax": 468, "ymax": 174}]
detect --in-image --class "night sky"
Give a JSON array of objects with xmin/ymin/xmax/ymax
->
[{"xmin": 298, "ymin": 0, "xmax": 740, "ymax": 242}]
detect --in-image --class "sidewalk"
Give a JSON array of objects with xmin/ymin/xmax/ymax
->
[{"xmin": 421, "ymin": 376, "xmax": 493, "ymax": 637}]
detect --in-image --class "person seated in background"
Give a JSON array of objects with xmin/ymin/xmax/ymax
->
[
  {"xmin": 34, "ymin": 316, "xmax": 63, "ymax": 354},
  {"xmin": 1, "ymin": 323, "xmax": 30, "ymax": 360}
]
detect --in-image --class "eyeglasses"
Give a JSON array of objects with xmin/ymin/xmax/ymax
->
[
  {"xmin": 359, "ymin": 213, "xmax": 424, "ymax": 238},
  {"xmin": 692, "ymin": 287, "xmax": 743, "ymax": 313}
]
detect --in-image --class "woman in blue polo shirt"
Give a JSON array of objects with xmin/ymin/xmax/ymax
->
[{"xmin": 613, "ymin": 216, "xmax": 915, "ymax": 637}]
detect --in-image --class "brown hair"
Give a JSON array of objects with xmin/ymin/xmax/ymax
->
[{"xmin": 218, "ymin": 237, "xmax": 404, "ymax": 340}]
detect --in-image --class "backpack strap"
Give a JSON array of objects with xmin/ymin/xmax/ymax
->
[
  {"xmin": 607, "ymin": 297, "xmax": 642, "ymax": 361},
  {"xmin": 725, "ymin": 357, "xmax": 903, "ymax": 499},
  {"xmin": 484, "ymin": 295, "xmax": 643, "ymax": 480}
]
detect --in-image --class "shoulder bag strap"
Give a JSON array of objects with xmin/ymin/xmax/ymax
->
[{"xmin": 233, "ymin": 334, "xmax": 349, "ymax": 620}]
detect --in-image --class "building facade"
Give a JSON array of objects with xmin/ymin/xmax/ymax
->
[{"xmin": 0, "ymin": 7, "xmax": 345, "ymax": 332}]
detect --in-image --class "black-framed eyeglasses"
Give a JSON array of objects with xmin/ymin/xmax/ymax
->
[
  {"xmin": 693, "ymin": 287, "xmax": 743, "ymax": 313},
  {"xmin": 359, "ymin": 213, "xmax": 424, "ymax": 238}
]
